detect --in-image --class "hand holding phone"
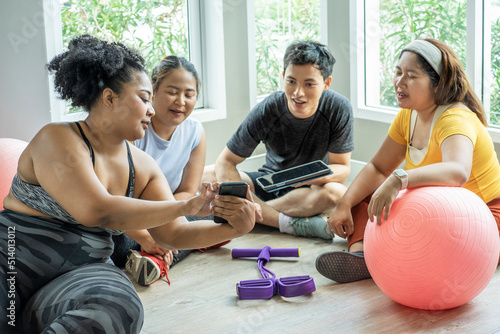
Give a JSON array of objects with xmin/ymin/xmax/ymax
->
[{"xmin": 214, "ymin": 181, "xmax": 248, "ymax": 223}]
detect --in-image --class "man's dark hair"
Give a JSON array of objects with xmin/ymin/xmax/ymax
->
[{"xmin": 283, "ymin": 40, "xmax": 336, "ymax": 80}]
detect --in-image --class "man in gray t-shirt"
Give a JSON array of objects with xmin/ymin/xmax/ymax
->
[{"xmin": 207, "ymin": 41, "xmax": 354, "ymax": 240}]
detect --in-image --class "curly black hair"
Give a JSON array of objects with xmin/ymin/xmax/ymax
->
[{"xmin": 47, "ymin": 35, "xmax": 146, "ymax": 111}]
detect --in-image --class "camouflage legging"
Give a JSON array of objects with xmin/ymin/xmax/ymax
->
[{"xmin": 0, "ymin": 210, "xmax": 143, "ymax": 333}]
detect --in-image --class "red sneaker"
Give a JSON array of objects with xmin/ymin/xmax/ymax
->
[
  {"xmin": 125, "ymin": 250, "xmax": 170, "ymax": 286},
  {"xmin": 198, "ymin": 240, "xmax": 231, "ymax": 252}
]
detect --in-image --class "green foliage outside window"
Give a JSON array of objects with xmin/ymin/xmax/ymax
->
[
  {"xmin": 490, "ymin": 2, "xmax": 500, "ymax": 126},
  {"xmin": 254, "ymin": 0, "xmax": 320, "ymax": 97},
  {"xmin": 378, "ymin": 0, "xmax": 500, "ymax": 127},
  {"xmin": 61, "ymin": 0, "xmax": 321, "ymax": 98},
  {"xmin": 378, "ymin": 0, "xmax": 467, "ymax": 108},
  {"xmin": 60, "ymin": 0, "xmax": 189, "ymax": 75},
  {"xmin": 59, "ymin": 0, "xmax": 500, "ymax": 126}
]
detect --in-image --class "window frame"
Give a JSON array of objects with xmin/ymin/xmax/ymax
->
[
  {"xmin": 47, "ymin": 0, "xmax": 226, "ymax": 124},
  {"xmin": 351, "ymin": 0, "xmax": 500, "ymax": 142}
]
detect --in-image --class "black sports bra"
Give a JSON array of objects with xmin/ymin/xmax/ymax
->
[{"xmin": 74, "ymin": 122, "xmax": 135, "ymax": 197}]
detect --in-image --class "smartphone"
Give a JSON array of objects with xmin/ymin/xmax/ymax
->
[
  {"xmin": 256, "ymin": 160, "xmax": 333, "ymax": 193},
  {"xmin": 214, "ymin": 181, "xmax": 248, "ymax": 223}
]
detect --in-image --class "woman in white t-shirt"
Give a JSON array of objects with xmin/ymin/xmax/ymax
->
[{"xmin": 112, "ymin": 56, "xmax": 209, "ymax": 285}]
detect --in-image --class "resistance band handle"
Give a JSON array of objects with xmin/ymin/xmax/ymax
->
[
  {"xmin": 231, "ymin": 248, "xmax": 301, "ymax": 258},
  {"xmin": 237, "ymin": 276, "xmax": 316, "ymax": 300},
  {"xmin": 236, "ymin": 278, "xmax": 276, "ymax": 300},
  {"xmin": 277, "ymin": 275, "xmax": 316, "ymax": 298}
]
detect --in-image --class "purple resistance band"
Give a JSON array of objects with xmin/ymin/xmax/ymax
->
[
  {"xmin": 233, "ymin": 246, "xmax": 316, "ymax": 300},
  {"xmin": 231, "ymin": 248, "xmax": 300, "ymax": 258}
]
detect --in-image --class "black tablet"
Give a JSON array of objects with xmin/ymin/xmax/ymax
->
[{"xmin": 256, "ymin": 160, "xmax": 333, "ymax": 192}]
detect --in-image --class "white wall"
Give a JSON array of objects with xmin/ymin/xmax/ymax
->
[
  {"xmin": 202, "ymin": 1, "xmax": 253, "ymax": 164},
  {"xmin": 0, "ymin": 0, "xmax": 57, "ymax": 142}
]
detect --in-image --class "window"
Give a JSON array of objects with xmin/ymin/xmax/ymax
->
[
  {"xmin": 53, "ymin": 0, "xmax": 226, "ymax": 123},
  {"xmin": 60, "ymin": 0, "xmax": 191, "ymax": 75},
  {"xmin": 253, "ymin": 0, "xmax": 321, "ymax": 98},
  {"xmin": 365, "ymin": 0, "xmax": 466, "ymax": 110},
  {"xmin": 357, "ymin": 0, "xmax": 500, "ymax": 137}
]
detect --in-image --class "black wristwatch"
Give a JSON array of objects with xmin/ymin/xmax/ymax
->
[{"xmin": 393, "ymin": 169, "xmax": 408, "ymax": 190}]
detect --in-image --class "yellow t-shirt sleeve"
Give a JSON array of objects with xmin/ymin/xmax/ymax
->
[
  {"xmin": 434, "ymin": 112, "xmax": 477, "ymax": 146},
  {"xmin": 388, "ymin": 109, "xmax": 411, "ymax": 146}
]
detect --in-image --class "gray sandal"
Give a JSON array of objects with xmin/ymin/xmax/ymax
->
[{"xmin": 315, "ymin": 251, "xmax": 371, "ymax": 283}]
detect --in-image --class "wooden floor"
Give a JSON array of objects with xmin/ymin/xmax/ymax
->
[{"xmin": 130, "ymin": 224, "xmax": 500, "ymax": 334}]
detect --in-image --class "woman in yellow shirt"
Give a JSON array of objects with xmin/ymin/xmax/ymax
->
[{"xmin": 316, "ymin": 38, "xmax": 500, "ymax": 283}]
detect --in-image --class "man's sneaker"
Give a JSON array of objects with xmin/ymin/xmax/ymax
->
[
  {"xmin": 125, "ymin": 250, "xmax": 169, "ymax": 286},
  {"xmin": 287, "ymin": 215, "xmax": 334, "ymax": 240},
  {"xmin": 315, "ymin": 251, "xmax": 371, "ymax": 283}
]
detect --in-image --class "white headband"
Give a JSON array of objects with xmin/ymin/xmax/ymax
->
[{"xmin": 401, "ymin": 40, "xmax": 443, "ymax": 76}]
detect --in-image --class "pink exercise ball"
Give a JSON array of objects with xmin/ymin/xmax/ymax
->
[
  {"xmin": 0, "ymin": 138, "xmax": 28, "ymax": 210},
  {"xmin": 364, "ymin": 187, "xmax": 500, "ymax": 310}
]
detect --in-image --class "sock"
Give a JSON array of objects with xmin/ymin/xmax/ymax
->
[{"xmin": 278, "ymin": 213, "xmax": 294, "ymax": 234}]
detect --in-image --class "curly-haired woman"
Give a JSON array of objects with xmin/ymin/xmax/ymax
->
[{"xmin": 0, "ymin": 35, "xmax": 256, "ymax": 333}]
